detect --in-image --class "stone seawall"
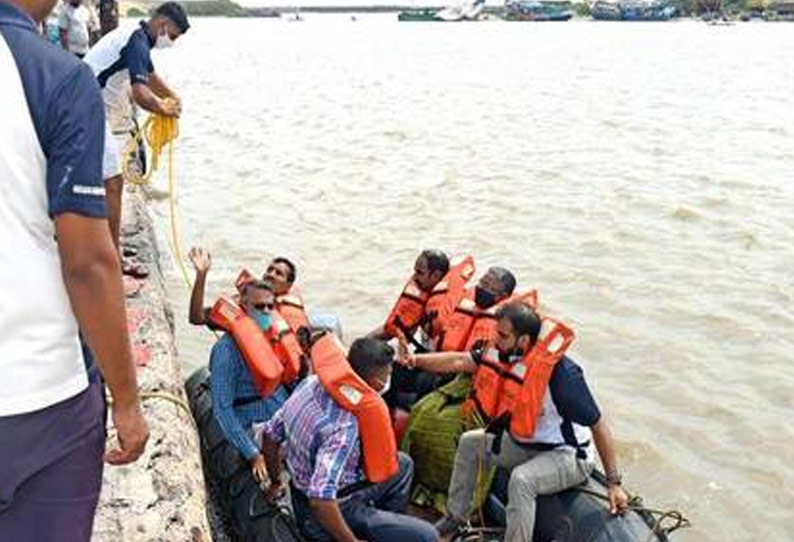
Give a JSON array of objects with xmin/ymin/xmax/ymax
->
[{"xmin": 92, "ymin": 192, "xmax": 211, "ymax": 542}]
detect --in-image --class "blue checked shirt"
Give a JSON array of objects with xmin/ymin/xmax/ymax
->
[
  {"xmin": 209, "ymin": 334, "xmax": 288, "ymax": 460},
  {"xmin": 263, "ymin": 376, "xmax": 363, "ymax": 500}
]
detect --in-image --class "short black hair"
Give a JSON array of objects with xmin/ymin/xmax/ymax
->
[
  {"xmin": 496, "ymin": 302, "xmax": 541, "ymax": 346},
  {"xmin": 420, "ymin": 249, "xmax": 450, "ymax": 276},
  {"xmin": 244, "ymin": 279, "xmax": 274, "ymax": 295},
  {"xmin": 272, "ymin": 257, "xmax": 296, "ymax": 283},
  {"xmin": 348, "ymin": 338, "xmax": 394, "ymax": 380},
  {"xmin": 154, "ymin": 2, "xmax": 190, "ymax": 33},
  {"xmin": 489, "ymin": 266, "xmax": 516, "ymax": 297}
]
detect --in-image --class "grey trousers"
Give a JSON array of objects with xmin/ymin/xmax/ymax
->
[{"xmin": 446, "ymin": 429, "xmax": 592, "ymax": 542}]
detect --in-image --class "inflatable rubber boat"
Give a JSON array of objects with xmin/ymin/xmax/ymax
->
[{"xmin": 185, "ymin": 362, "xmax": 684, "ymax": 542}]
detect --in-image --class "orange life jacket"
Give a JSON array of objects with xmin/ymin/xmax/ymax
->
[
  {"xmin": 234, "ymin": 268, "xmax": 256, "ymax": 292},
  {"xmin": 437, "ymin": 288, "xmax": 539, "ymax": 352},
  {"xmin": 463, "ymin": 318, "xmax": 574, "ymax": 440},
  {"xmin": 208, "ymin": 296, "xmax": 284, "ymax": 397},
  {"xmin": 423, "ymin": 255, "xmax": 476, "ymax": 340},
  {"xmin": 311, "ymin": 334, "xmax": 399, "ymax": 484},
  {"xmin": 383, "ymin": 278, "xmax": 430, "ymax": 338},
  {"xmin": 276, "ymin": 290, "xmax": 310, "ymax": 333},
  {"xmin": 462, "ymin": 289, "xmax": 539, "ymax": 351},
  {"xmin": 269, "ymin": 312, "xmax": 304, "ymax": 384},
  {"xmin": 384, "ymin": 256, "xmax": 476, "ymax": 341},
  {"xmin": 235, "ymin": 268, "xmax": 309, "ymax": 333}
]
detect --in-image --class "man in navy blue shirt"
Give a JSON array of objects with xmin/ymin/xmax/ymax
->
[
  {"xmin": 0, "ymin": 0, "xmax": 148, "ymax": 540},
  {"xmin": 401, "ymin": 302, "xmax": 630, "ymax": 542},
  {"xmin": 84, "ymin": 2, "xmax": 189, "ymax": 261}
]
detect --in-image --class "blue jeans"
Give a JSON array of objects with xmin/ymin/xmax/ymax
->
[{"xmin": 293, "ymin": 452, "xmax": 437, "ymax": 542}]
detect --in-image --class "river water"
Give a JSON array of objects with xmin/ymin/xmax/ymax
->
[{"xmin": 147, "ymin": 16, "xmax": 794, "ymax": 542}]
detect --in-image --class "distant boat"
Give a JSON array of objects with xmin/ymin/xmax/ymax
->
[
  {"xmin": 398, "ymin": 0, "xmax": 485, "ymax": 21},
  {"xmin": 620, "ymin": 0, "xmax": 677, "ymax": 20},
  {"xmin": 398, "ymin": 7, "xmax": 443, "ymax": 21},
  {"xmin": 502, "ymin": 0, "xmax": 573, "ymax": 21},
  {"xmin": 436, "ymin": 0, "xmax": 486, "ymax": 20},
  {"xmin": 591, "ymin": 0, "xmax": 622, "ymax": 19},
  {"xmin": 592, "ymin": 0, "xmax": 677, "ymax": 20}
]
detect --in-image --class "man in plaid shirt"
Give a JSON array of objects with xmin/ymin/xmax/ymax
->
[{"xmin": 261, "ymin": 337, "xmax": 437, "ymax": 542}]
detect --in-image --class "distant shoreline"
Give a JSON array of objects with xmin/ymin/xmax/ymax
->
[{"xmin": 121, "ymin": 0, "xmax": 793, "ymax": 20}]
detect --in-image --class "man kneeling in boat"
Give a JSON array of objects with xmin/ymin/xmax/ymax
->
[
  {"xmin": 188, "ymin": 247, "xmax": 309, "ymax": 333},
  {"xmin": 401, "ymin": 302, "xmax": 629, "ymax": 542},
  {"xmin": 260, "ymin": 336, "xmax": 438, "ymax": 542},
  {"xmin": 209, "ymin": 279, "xmax": 289, "ymax": 482}
]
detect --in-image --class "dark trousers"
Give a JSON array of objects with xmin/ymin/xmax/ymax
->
[
  {"xmin": 0, "ymin": 375, "xmax": 106, "ymax": 542},
  {"xmin": 293, "ymin": 452, "xmax": 437, "ymax": 542},
  {"xmin": 386, "ymin": 363, "xmax": 452, "ymax": 411}
]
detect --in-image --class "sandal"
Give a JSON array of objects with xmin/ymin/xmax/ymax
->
[{"xmin": 122, "ymin": 259, "xmax": 150, "ymax": 279}]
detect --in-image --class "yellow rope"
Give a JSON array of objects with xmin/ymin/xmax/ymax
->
[
  {"xmin": 122, "ymin": 115, "xmax": 179, "ymax": 187},
  {"xmin": 123, "ymin": 113, "xmax": 220, "ymax": 341},
  {"xmin": 121, "ymin": 114, "xmax": 190, "ymax": 290},
  {"xmin": 139, "ymin": 390, "xmax": 195, "ymax": 425}
]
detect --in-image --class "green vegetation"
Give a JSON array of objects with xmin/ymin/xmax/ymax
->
[
  {"xmin": 572, "ymin": 2, "xmax": 591, "ymax": 16},
  {"xmin": 182, "ymin": 0, "xmax": 248, "ymax": 17},
  {"xmin": 126, "ymin": 6, "xmax": 146, "ymax": 16}
]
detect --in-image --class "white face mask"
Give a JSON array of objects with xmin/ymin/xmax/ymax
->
[
  {"xmin": 378, "ymin": 375, "xmax": 391, "ymax": 396},
  {"xmin": 155, "ymin": 30, "xmax": 174, "ymax": 49}
]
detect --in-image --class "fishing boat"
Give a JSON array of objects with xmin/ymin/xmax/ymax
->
[
  {"xmin": 591, "ymin": 0, "xmax": 677, "ymax": 20},
  {"xmin": 619, "ymin": 0, "xmax": 677, "ymax": 20},
  {"xmin": 184, "ymin": 316, "xmax": 688, "ymax": 542},
  {"xmin": 398, "ymin": 8, "xmax": 444, "ymax": 21},
  {"xmin": 591, "ymin": 0, "xmax": 622, "ymax": 19},
  {"xmin": 502, "ymin": 0, "xmax": 574, "ymax": 21},
  {"xmin": 399, "ymin": 0, "xmax": 485, "ymax": 21}
]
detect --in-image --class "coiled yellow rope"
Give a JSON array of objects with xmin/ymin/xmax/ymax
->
[
  {"xmin": 123, "ymin": 115, "xmax": 179, "ymax": 187},
  {"xmin": 122, "ymin": 114, "xmax": 192, "ymax": 291}
]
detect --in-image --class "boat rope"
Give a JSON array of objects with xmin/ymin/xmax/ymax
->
[
  {"xmin": 104, "ymin": 388, "xmax": 196, "ymax": 443},
  {"xmin": 122, "ymin": 113, "xmax": 220, "ymax": 340},
  {"xmin": 571, "ymin": 485, "xmax": 691, "ymax": 539},
  {"xmin": 138, "ymin": 389, "xmax": 195, "ymax": 424}
]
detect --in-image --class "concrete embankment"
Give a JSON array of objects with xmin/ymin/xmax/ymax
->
[{"xmin": 92, "ymin": 192, "xmax": 211, "ymax": 542}]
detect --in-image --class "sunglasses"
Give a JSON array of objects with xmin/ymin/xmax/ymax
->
[{"xmin": 253, "ymin": 302, "xmax": 275, "ymax": 311}]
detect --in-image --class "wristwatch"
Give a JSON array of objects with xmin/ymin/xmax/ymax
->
[{"xmin": 605, "ymin": 471, "xmax": 622, "ymax": 487}]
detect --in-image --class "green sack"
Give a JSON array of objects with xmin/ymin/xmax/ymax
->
[{"xmin": 402, "ymin": 374, "xmax": 493, "ymax": 514}]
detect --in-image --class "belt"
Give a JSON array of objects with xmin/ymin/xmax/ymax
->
[
  {"xmin": 290, "ymin": 478, "xmax": 372, "ymax": 501},
  {"xmin": 232, "ymin": 396, "xmax": 262, "ymax": 408}
]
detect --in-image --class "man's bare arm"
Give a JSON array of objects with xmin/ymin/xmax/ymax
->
[{"xmin": 55, "ymin": 213, "xmax": 149, "ymax": 465}]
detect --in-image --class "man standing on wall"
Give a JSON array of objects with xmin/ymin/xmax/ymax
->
[{"xmin": 0, "ymin": 0, "xmax": 149, "ymax": 539}]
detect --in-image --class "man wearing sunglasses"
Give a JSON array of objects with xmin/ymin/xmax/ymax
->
[{"xmin": 209, "ymin": 280, "xmax": 288, "ymax": 482}]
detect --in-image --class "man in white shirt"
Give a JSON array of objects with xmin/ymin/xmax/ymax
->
[
  {"xmin": 58, "ymin": 0, "xmax": 98, "ymax": 57},
  {"xmin": 84, "ymin": 2, "xmax": 188, "ymax": 266},
  {"xmin": 1, "ymin": 0, "xmax": 149, "ymax": 539}
]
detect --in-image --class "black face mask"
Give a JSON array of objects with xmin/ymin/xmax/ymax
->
[
  {"xmin": 474, "ymin": 286, "xmax": 497, "ymax": 309},
  {"xmin": 498, "ymin": 348, "xmax": 523, "ymax": 364}
]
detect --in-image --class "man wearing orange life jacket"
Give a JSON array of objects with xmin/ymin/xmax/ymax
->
[
  {"xmin": 208, "ymin": 279, "xmax": 289, "ymax": 482},
  {"xmin": 433, "ymin": 265, "xmax": 519, "ymax": 352},
  {"xmin": 187, "ymin": 247, "xmax": 309, "ymax": 333},
  {"xmin": 388, "ymin": 264, "xmax": 518, "ymax": 411},
  {"xmin": 260, "ymin": 337, "xmax": 438, "ymax": 542},
  {"xmin": 369, "ymin": 250, "xmax": 452, "ymax": 412},
  {"xmin": 400, "ymin": 302, "xmax": 629, "ymax": 542},
  {"xmin": 368, "ymin": 249, "xmax": 451, "ymax": 343}
]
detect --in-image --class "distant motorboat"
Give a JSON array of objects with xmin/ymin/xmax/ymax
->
[
  {"xmin": 398, "ymin": 8, "xmax": 443, "ymax": 21},
  {"xmin": 399, "ymin": 0, "xmax": 485, "ymax": 21},
  {"xmin": 502, "ymin": 0, "xmax": 574, "ymax": 21},
  {"xmin": 436, "ymin": 0, "xmax": 486, "ymax": 21},
  {"xmin": 592, "ymin": 0, "xmax": 677, "ymax": 20},
  {"xmin": 591, "ymin": 0, "xmax": 622, "ymax": 19}
]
